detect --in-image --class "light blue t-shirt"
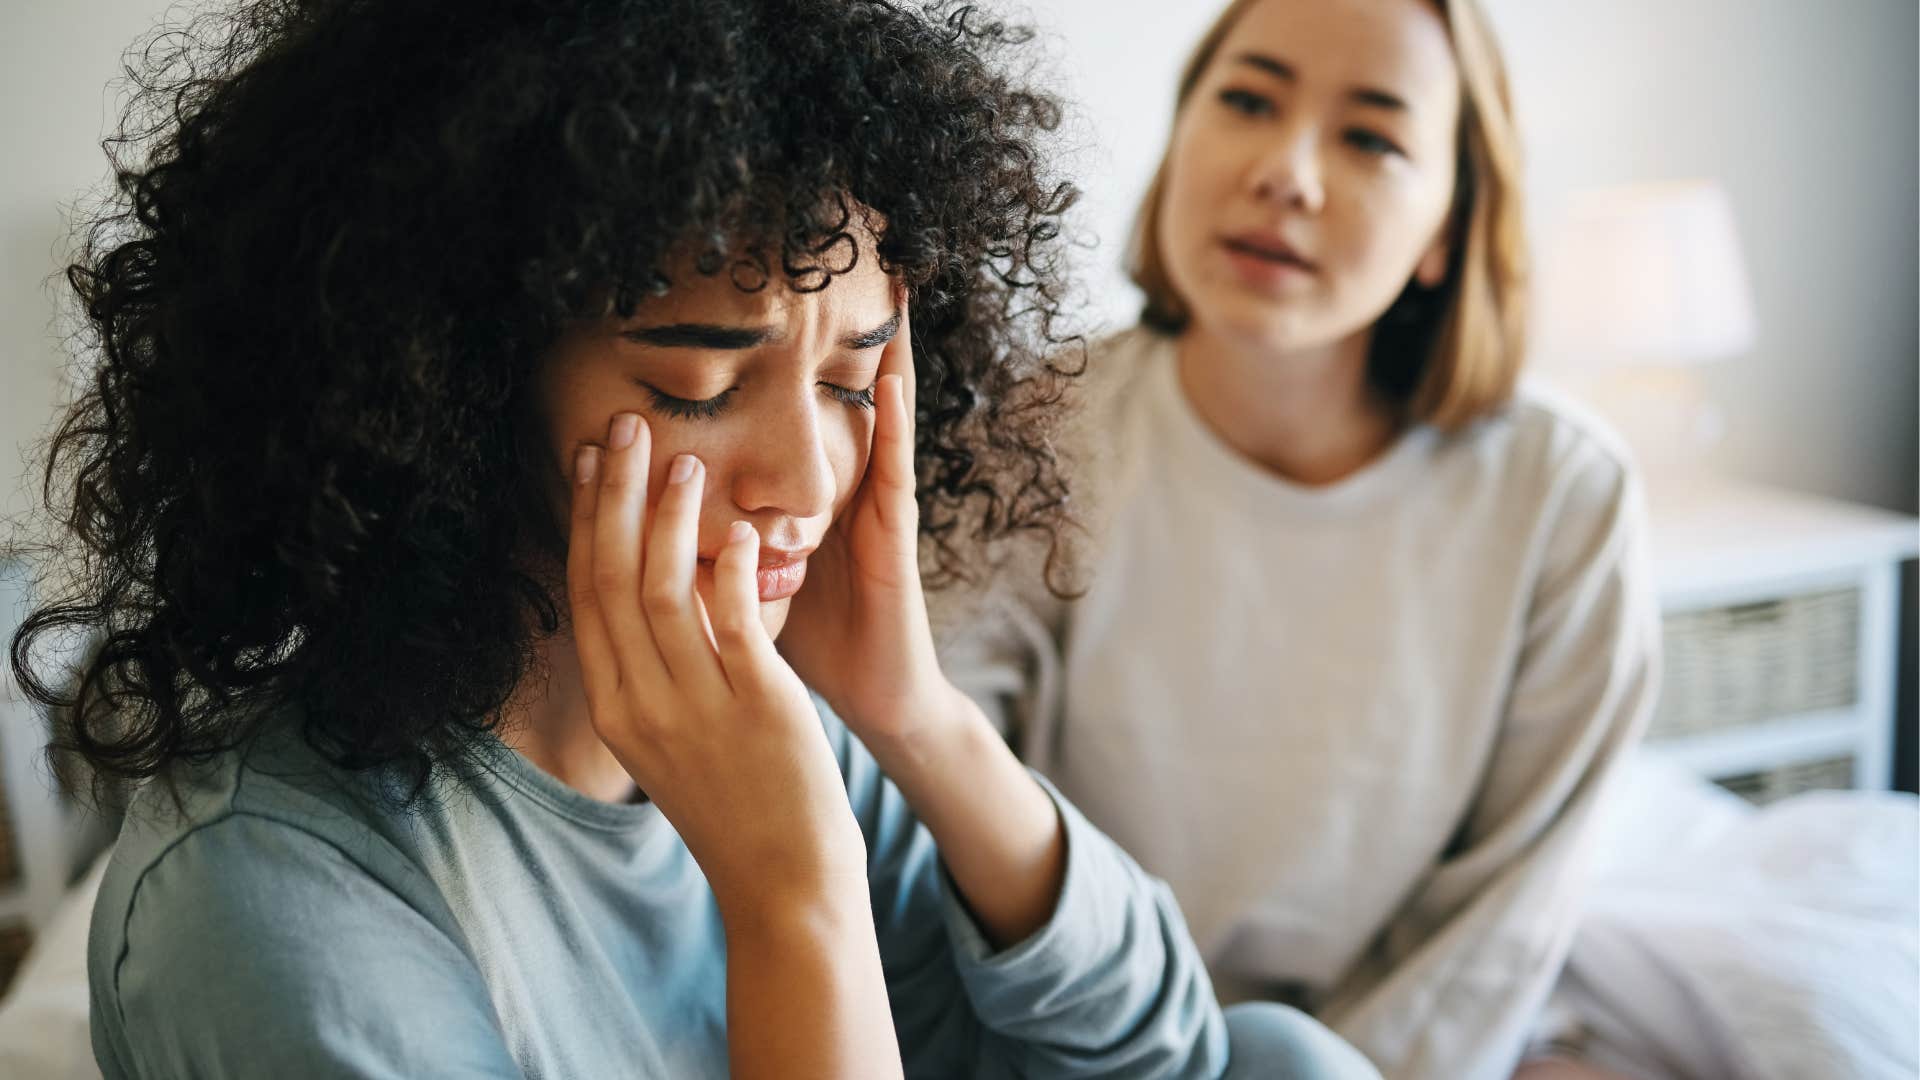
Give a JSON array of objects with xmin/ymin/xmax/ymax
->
[{"xmin": 86, "ymin": 699, "xmax": 1230, "ymax": 1078}]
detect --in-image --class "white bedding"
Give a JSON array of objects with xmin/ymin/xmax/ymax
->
[{"xmin": 1546, "ymin": 756, "xmax": 1919, "ymax": 1080}]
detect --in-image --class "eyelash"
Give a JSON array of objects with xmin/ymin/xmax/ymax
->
[
  {"xmin": 1345, "ymin": 130, "xmax": 1403, "ymax": 158},
  {"xmin": 643, "ymin": 382, "xmax": 876, "ymax": 421},
  {"xmin": 1219, "ymin": 88, "xmax": 1274, "ymax": 118},
  {"xmin": 1218, "ymin": 89, "xmax": 1406, "ymax": 159}
]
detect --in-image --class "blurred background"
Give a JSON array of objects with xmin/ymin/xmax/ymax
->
[
  {"xmin": 1032, "ymin": 0, "xmax": 1917, "ymax": 516},
  {"xmin": 6, "ymin": 3, "xmax": 1912, "ymax": 514},
  {"xmin": 0, "ymin": 3, "xmax": 1916, "ymax": 1075}
]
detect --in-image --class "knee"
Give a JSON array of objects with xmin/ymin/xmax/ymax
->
[{"xmin": 1221, "ymin": 1003, "xmax": 1382, "ymax": 1080}]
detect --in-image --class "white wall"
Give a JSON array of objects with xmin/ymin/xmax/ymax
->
[
  {"xmin": 2, "ymin": 0, "xmax": 180, "ymax": 523},
  {"xmin": 6, "ymin": 1, "xmax": 1917, "ymax": 515},
  {"xmin": 1031, "ymin": 0, "xmax": 1919, "ymax": 513}
]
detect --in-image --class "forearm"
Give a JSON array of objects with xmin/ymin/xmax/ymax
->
[
  {"xmin": 864, "ymin": 685, "xmax": 1066, "ymax": 949},
  {"xmin": 721, "ymin": 882, "xmax": 904, "ymax": 1080}
]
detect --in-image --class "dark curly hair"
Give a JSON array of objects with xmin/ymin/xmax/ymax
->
[{"xmin": 10, "ymin": 0, "xmax": 1082, "ymax": 805}]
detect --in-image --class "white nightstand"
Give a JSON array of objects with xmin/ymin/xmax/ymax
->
[{"xmin": 1642, "ymin": 481, "xmax": 1918, "ymax": 800}]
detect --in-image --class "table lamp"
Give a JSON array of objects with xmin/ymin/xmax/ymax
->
[{"xmin": 1538, "ymin": 179, "xmax": 1758, "ymax": 491}]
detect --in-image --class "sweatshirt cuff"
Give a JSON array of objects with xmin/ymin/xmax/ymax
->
[{"xmin": 936, "ymin": 768, "xmax": 1132, "ymax": 1008}]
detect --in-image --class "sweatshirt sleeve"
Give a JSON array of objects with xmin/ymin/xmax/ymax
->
[
  {"xmin": 824, "ymin": 705, "xmax": 1230, "ymax": 1079},
  {"xmin": 91, "ymin": 813, "xmax": 523, "ymax": 1080},
  {"xmin": 1316, "ymin": 443, "xmax": 1660, "ymax": 1080}
]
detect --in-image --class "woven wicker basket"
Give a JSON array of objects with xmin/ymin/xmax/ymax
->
[
  {"xmin": 1650, "ymin": 587, "xmax": 1861, "ymax": 739},
  {"xmin": 1713, "ymin": 755, "xmax": 1857, "ymax": 806}
]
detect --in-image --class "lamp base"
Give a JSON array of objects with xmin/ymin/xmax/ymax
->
[{"xmin": 1562, "ymin": 366, "xmax": 1725, "ymax": 499}]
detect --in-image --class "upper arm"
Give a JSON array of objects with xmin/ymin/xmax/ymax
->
[
  {"xmin": 1465, "ymin": 442, "xmax": 1659, "ymax": 849},
  {"xmin": 1320, "ymin": 440, "xmax": 1662, "ymax": 1078},
  {"xmin": 102, "ymin": 814, "xmax": 522, "ymax": 1080}
]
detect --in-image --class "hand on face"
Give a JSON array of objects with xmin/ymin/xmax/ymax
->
[
  {"xmin": 564, "ymin": 412, "xmax": 867, "ymax": 908},
  {"xmin": 775, "ymin": 300, "xmax": 954, "ymax": 744},
  {"xmin": 546, "ymin": 244, "xmax": 955, "ymax": 897}
]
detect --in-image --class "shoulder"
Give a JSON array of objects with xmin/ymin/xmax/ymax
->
[
  {"xmin": 1447, "ymin": 380, "xmax": 1643, "ymax": 529},
  {"xmin": 92, "ymin": 729, "xmax": 448, "ymax": 997},
  {"xmin": 89, "ymin": 799, "xmax": 506, "ymax": 1079},
  {"xmin": 1507, "ymin": 381, "xmax": 1635, "ymax": 479},
  {"xmin": 1479, "ymin": 384, "xmax": 1653, "ymax": 607},
  {"xmin": 1073, "ymin": 324, "xmax": 1174, "ymax": 429}
]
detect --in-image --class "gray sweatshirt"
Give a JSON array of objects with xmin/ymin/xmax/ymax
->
[{"xmin": 87, "ymin": 697, "xmax": 1232, "ymax": 1078}]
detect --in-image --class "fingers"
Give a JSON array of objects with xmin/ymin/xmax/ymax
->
[
  {"xmin": 710, "ymin": 520, "xmax": 784, "ymax": 690},
  {"xmin": 590, "ymin": 413, "xmax": 669, "ymax": 690},
  {"xmin": 642, "ymin": 453, "xmax": 726, "ymax": 693},
  {"xmin": 566, "ymin": 444, "xmax": 620, "ymax": 705},
  {"xmin": 881, "ymin": 295, "xmax": 916, "ymax": 426},
  {"xmin": 869, "ymin": 299, "xmax": 918, "ymax": 537},
  {"xmin": 866, "ymin": 373, "xmax": 920, "ymax": 549},
  {"xmin": 869, "ymin": 373, "xmax": 917, "ymax": 500}
]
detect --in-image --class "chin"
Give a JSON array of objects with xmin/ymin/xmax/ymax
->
[
  {"xmin": 1198, "ymin": 301, "xmax": 1331, "ymax": 356},
  {"xmin": 759, "ymin": 597, "xmax": 792, "ymax": 640}
]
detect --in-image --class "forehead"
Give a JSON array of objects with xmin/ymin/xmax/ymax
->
[
  {"xmin": 632, "ymin": 246, "xmax": 897, "ymax": 327},
  {"xmin": 1220, "ymin": 0, "xmax": 1459, "ymax": 109}
]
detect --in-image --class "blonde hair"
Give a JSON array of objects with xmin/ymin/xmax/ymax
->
[{"xmin": 1129, "ymin": 0, "xmax": 1528, "ymax": 432}]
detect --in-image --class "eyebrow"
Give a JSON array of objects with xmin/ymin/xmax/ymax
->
[
  {"xmin": 1232, "ymin": 52, "xmax": 1410, "ymax": 113},
  {"xmin": 842, "ymin": 310, "xmax": 902, "ymax": 350},
  {"xmin": 622, "ymin": 310, "xmax": 901, "ymax": 352}
]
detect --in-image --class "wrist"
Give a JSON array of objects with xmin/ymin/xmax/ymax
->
[
  {"xmin": 718, "ymin": 870, "xmax": 872, "ymax": 933},
  {"xmin": 857, "ymin": 680, "xmax": 977, "ymax": 771},
  {"xmin": 712, "ymin": 852, "xmax": 872, "ymax": 935},
  {"xmin": 696, "ymin": 801, "xmax": 871, "ymax": 927}
]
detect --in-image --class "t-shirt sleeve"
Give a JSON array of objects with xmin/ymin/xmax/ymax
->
[
  {"xmin": 823, "ymin": 706, "xmax": 1229, "ymax": 1079},
  {"xmin": 92, "ymin": 813, "xmax": 523, "ymax": 1080}
]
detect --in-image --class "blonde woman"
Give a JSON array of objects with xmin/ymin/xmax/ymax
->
[{"xmin": 945, "ymin": 1, "xmax": 1657, "ymax": 1077}]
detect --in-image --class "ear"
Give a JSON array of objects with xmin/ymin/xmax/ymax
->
[{"xmin": 1414, "ymin": 233, "xmax": 1450, "ymax": 289}]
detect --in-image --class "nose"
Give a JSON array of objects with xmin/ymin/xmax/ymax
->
[
  {"xmin": 1249, "ymin": 123, "xmax": 1325, "ymax": 214},
  {"xmin": 727, "ymin": 389, "xmax": 839, "ymax": 524}
]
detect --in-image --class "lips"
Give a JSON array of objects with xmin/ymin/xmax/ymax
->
[
  {"xmin": 1222, "ymin": 231, "xmax": 1318, "ymax": 271},
  {"xmin": 697, "ymin": 544, "xmax": 813, "ymax": 602},
  {"xmin": 753, "ymin": 558, "xmax": 808, "ymax": 602}
]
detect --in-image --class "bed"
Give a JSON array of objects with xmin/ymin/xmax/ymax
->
[{"xmin": 1, "ymin": 756, "xmax": 1913, "ymax": 1079}]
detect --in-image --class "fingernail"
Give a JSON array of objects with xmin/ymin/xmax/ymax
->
[
  {"xmin": 728, "ymin": 520, "xmax": 754, "ymax": 546},
  {"xmin": 609, "ymin": 413, "xmax": 638, "ymax": 450},
  {"xmin": 574, "ymin": 446, "xmax": 600, "ymax": 485},
  {"xmin": 669, "ymin": 454, "xmax": 697, "ymax": 484}
]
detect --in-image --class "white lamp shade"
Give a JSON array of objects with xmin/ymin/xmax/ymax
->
[{"xmin": 1539, "ymin": 180, "xmax": 1758, "ymax": 366}]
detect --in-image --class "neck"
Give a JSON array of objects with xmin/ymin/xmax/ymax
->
[
  {"xmin": 1174, "ymin": 323, "xmax": 1403, "ymax": 487},
  {"xmin": 500, "ymin": 629, "xmax": 642, "ymax": 804}
]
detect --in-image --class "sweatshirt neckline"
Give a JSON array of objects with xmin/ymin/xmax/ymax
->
[
  {"xmin": 1141, "ymin": 330, "xmax": 1439, "ymax": 518},
  {"xmin": 473, "ymin": 733, "xmax": 663, "ymax": 833}
]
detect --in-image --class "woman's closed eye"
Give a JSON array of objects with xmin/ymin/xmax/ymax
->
[
  {"xmin": 641, "ymin": 380, "xmax": 877, "ymax": 421},
  {"xmin": 822, "ymin": 381, "xmax": 877, "ymax": 410},
  {"xmin": 644, "ymin": 385, "xmax": 736, "ymax": 421}
]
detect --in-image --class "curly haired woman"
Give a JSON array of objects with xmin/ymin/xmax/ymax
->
[{"xmin": 8, "ymin": 0, "xmax": 1382, "ymax": 1077}]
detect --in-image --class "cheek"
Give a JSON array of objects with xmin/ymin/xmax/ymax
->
[
  {"xmin": 1336, "ymin": 181, "xmax": 1447, "ymax": 284},
  {"xmin": 539, "ymin": 363, "xmax": 647, "ymax": 475},
  {"xmin": 1161, "ymin": 121, "xmax": 1253, "ymax": 289},
  {"xmin": 1163, "ymin": 126, "xmax": 1227, "ymax": 244}
]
